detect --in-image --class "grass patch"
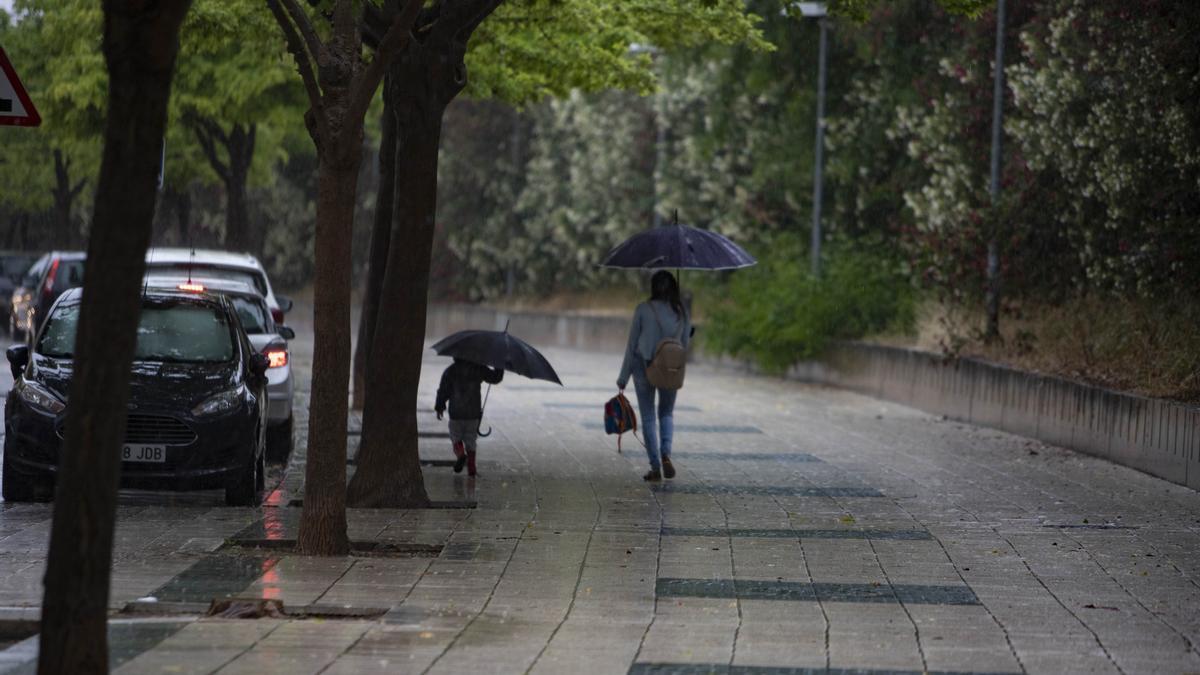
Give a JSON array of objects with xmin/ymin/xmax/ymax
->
[{"xmin": 889, "ymin": 295, "xmax": 1200, "ymax": 402}]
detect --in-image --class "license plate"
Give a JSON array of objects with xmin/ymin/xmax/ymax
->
[{"xmin": 122, "ymin": 445, "xmax": 166, "ymax": 463}]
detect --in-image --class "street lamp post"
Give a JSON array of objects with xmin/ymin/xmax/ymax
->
[
  {"xmin": 796, "ymin": 2, "xmax": 829, "ymax": 276},
  {"xmin": 985, "ymin": 0, "xmax": 1006, "ymax": 339}
]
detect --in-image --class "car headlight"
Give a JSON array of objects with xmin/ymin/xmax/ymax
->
[
  {"xmin": 16, "ymin": 380, "xmax": 66, "ymax": 414},
  {"xmin": 191, "ymin": 384, "xmax": 246, "ymax": 417}
]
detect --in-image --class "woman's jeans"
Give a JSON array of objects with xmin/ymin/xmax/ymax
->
[{"xmin": 631, "ymin": 359, "xmax": 677, "ymax": 471}]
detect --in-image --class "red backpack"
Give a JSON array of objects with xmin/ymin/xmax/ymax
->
[{"xmin": 603, "ymin": 392, "xmax": 639, "ymax": 453}]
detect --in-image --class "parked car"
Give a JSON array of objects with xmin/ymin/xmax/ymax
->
[
  {"xmin": 144, "ymin": 274, "xmax": 296, "ymax": 461},
  {"xmin": 144, "ymin": 248, "xmax": 293, "ymax": 325},
  {"xmin": 9, "ymin": 251, "xmax": 86, "ymax": 342},
  {"xmin": 2, "ymin": 286, "xmax": 269, "ymax": 505},
  {"xmin": 0, "ymin": 251, "xmax": 39, "ymax": 334}
]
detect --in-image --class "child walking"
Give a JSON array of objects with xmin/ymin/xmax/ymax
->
[{"xmin": 435, "ymin": 358, "xmax": 504, "ymax": 476}]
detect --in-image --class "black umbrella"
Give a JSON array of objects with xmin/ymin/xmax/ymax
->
[
  {"xmin": 430, "ymin": 323, "xmax": 561, "ymax": 436},
  {"xmin": 430, "ymin": 325, "xmax": 562, "ymax": 385},
  {"xmin": 599, "ymin": 212, "xmax": 757, "ymax": 271}
]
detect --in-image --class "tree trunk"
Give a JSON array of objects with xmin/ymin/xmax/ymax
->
[
  {"xmin": 348, "ymin": 1, "xmax": 502, "ymax": 507},
  {"xmin": 224, "ymin": 124, "xmax": 255, "ymax": 253},
  {"xmin": 352, "ymin": 89, "xmax": 397, "ymax": 410},
  {"xmin": 175, "ymin": 186, "xmax": 192, "ymax": 245},
  {"xmin": 38, "ymin": 2, "xmax": 191, "ymax": 672},
  {"xmin": 51, "ymin": 149, "xmax": 84, "ymax": 247},
  {"xmin": 347, "ymin": 47, "xmax": 462, "ymax": 508},
  {"xmin": 191, "ymin": 119, "xmax": 256, "ymax": 253},
  {"xmin": 296, "ymin": 143, "xmax": 360, "ymax": 555}
]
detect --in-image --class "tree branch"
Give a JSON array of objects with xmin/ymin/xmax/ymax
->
[
  {"xmin": 456, "ymin": 0, "xmax": 504, "ymax": 40},
  {"xmin": 245, "ymin": 124, "xmax": 257, "ymax": 165},
  {"xmin": 279, "ymin": 0, "xmax": 325, "ymax": 68},
  {"xmin": 265, "ymin": 0, "xmax": 328, "ymax": 139},
  {"xmin": 432, "ymin": 0, "xmax": 504, "ymax": 42},
  {"xmin": 360, "ymin": 0, "xmax": 387, "ymax": 50},
  {"xmin": 190, "ymin": 117, "xmax": 230, "ymax": 183},
  {"xmin": 202, "ymin": 116, "xmax": 230, "ymax": 147},
  {"xmin": 348, "ymin": 0, "xmax": 423, "ymax": 124}
]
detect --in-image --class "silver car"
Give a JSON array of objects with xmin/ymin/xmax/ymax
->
[
  {"xmin": 144, "ymin": 248, "xmax": 293, "ymax": 325},
  {"xmin": 144, "ymin": 275, "xmax": 295, "ymax": 462}
]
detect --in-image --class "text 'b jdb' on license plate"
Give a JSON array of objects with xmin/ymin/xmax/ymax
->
[{"xmin": 122, "ymin": 445, "xmax": 166, "ymax": 463}]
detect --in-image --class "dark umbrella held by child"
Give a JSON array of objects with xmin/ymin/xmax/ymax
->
[{"xmin": 430, "ymin": 326, "xmax": 562, "ymax": 476}]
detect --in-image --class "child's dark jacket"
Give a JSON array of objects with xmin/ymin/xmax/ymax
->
[{"xmin": 435, "ymin": 361, "xmax": 504, "ymax": 420}]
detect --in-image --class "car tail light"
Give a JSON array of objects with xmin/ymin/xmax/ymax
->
[
  {"xmin": 270, "ymin": 307, "xmax": 285, "ymax": 324},
  {"xmin": 43, "ymin": 259, "xmax": 59, "ymax": 296},
  {"xmin": 265, "ymin": 348, "xmax": 288, "ymax": 369}
]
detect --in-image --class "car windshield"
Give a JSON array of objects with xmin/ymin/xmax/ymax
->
[
  {"xmin": 231, "ymin": 296, "xmax": 268, "ymax": 334},
  {"xmin": 39, "ymin": 300, "xmax": 235, "ymax": 363},
  {"xmin": 146, "ymin": 264, "xmax": 267, "ymax": 296}
]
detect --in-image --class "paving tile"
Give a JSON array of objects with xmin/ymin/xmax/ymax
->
[
  {"xmin": 5, "ymin": 335, "xmax": 1200, "ymax": 674},
  {"xmin": 657, "ymin": 579, "xmax": 980, "ymax": 606}
]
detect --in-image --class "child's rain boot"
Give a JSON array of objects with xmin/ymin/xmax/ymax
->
[
  {"xmin": 467, "ymin": 451, "xmax": 477, "ymax": 477},
  {"xmin": 453, "ymin": 441, "xmax": 466, "ymax": 473}
]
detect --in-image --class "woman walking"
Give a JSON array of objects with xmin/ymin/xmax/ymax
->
[{"xmin": 617, "ymin": 270, "xmax": 691, "ymax": 481}]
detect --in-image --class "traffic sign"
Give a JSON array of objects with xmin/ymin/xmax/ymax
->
[{"xmin": 0, "ymin": 45, "xmax": 41, "ymax": 127}]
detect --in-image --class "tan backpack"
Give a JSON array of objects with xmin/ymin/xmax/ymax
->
[{"xmin": 645, "ymin": 303, "xmax": 687, "ymax": 390}]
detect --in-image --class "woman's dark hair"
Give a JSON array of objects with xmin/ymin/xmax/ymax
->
[{"xmin": 650, "ymin": 270, "xmax": 684, "ymax": 318}]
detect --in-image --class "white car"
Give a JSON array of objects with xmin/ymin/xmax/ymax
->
[
  {"xmin": 145, "ymin": 248, "xmax": 293, "ymax": 325},
  {"xmin": 144, "ymin": 274, "xmax": 296, "ymax": 462}
]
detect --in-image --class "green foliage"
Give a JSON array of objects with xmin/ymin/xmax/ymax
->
[
  {"xmin": 701, "ymin": 236, "xmax": 915, "ymax": 371},
  {"xmin": 1005, "ymin": 0, "xmax": 1200, "ymax": 294},
  {"xmin": 173, "ymin": 0, "xmax": 307, "ymax": 187},
  {"xmin": 885, "ymin": 0, "xmax": 1200, "ymax": 302},
  {"xmin": 829, "ymin": 0, "xmax": 989, "ymax": 21},
  {"xmin": 0, "ymin": 0, "xmax": 310, "ymax": 253},
  {"xmin": 437, "ymin": 91, "xmax": 654, "ymax": 299},
  {"xmin": 466, "ymin": 0, "xmax": 772, "ymax": 105},
  {"xmin": 0, "ymin": 1, "xmax": 103, "ymax": 217}
]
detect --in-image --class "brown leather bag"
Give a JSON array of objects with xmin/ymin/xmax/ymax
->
[{"xmin": 645, "ymin": 303, "xmax": 686, "ymax": 390}]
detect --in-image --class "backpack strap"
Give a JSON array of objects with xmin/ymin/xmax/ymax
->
[
  {"xmin": 648, "ymin": 301, "xmax": 666, "ymax": 335},
  {"xmin": 615, "ymin": 393, "xmax": 644, "ymax": 454}
]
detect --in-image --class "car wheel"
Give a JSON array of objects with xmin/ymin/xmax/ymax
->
[
  {"xmin": 2, "ymin": 450, "xmax": 52, "ymax": 503},
  {"xmin": 224, "ymin": 452, "xmax": 259, "ymax": 507},
  {"xmin": 265, "ymin": 415, "xmax": 293, "ymax": 463},
  {"xmin": 255, "ymin": 451, "xmax": 265, "ymax": 493}
]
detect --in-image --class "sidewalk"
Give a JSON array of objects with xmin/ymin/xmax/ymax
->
[{"xmin": 2, "ymin": 340, "xmax": 1200, "ymax": 673}]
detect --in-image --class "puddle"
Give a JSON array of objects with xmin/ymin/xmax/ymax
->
[{"xmin": 222, "ymin": 539, "xmax": 443, "ymax": 558}]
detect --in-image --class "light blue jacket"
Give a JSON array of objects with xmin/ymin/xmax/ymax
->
[{"xmin": 618, "ymin": 300, "xmax": 691, "ymax": 389}]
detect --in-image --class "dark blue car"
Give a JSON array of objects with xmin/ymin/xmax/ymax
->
[{"xmin": 2, "ymin": 286, "xmax": 269, "ymax": 505}]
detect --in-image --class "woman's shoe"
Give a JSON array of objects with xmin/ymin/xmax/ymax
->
[
  {"xmin": 661, "ymin": 457, "xmax": 676, "ymax": 479},
  {"xmin": 643, "ymin": 469, "xmax": 662, "ymax": 482}
]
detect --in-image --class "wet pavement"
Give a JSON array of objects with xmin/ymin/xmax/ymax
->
[{"xmin": 2, "ymin": 326, "xmax": 1200, "ymax": 674}]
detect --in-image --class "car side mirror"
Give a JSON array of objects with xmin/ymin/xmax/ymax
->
[
  {"xmin": 249, "ymin": 352, "xmax": 269, "ymax": 378},
  {"xmin": 7, "ymin": 344, "xmax": 29, "ymax": 379},
  {"xmin": 277, "ymin": 325, "xmax": 296, "ymax": 341},
  {"xmin": 275, "ymin": 294, "xmax": 294, "ymax": 313}
]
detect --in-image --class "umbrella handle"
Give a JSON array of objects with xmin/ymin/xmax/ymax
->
[{"xmin": 477, "ymin": 383, "xmax": 493, "ymax": 437}]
